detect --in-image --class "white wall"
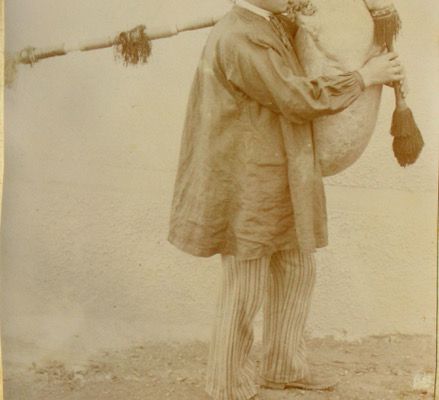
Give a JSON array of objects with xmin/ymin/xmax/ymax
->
[{"xmin": 2, "ymin": 0, "xmax": 438, "ymax": 365}]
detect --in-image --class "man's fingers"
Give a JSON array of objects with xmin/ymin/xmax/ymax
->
[
  {"xmin": 387, "ymin": 51, "xmax": 399, "ymax": 60},
  {"xmin": 400, "ymin": 78, "xmax": 409, "ymax": 98},
  {"xmin": 390, "ymin": 69, "xmax": 404, "ymax": 77}
]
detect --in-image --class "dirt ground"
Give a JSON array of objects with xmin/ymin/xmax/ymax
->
[{"xmin": 3, "ymin": 335, "xmax": 436, "ymax": 400}]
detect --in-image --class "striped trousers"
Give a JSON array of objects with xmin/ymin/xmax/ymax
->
[{"xmin": 205, "ymin": 249, "xmax": 316, "ymax": 400}]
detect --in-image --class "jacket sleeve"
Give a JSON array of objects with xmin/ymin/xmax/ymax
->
[{"xmin": 218, "ymin": 32, "xmax": 365, "ymax": 125}]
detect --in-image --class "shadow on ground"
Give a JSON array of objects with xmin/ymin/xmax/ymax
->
[{"xmin": 3, "ymin": 335, "xmax": 435, "ymax": 400}]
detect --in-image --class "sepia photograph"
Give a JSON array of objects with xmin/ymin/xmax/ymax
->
[{"xmin": 1, "ymin": 0, "xmax": 438, "ymax": 399}]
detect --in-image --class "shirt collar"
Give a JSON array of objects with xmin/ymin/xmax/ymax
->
[{"xmin": 237, "ymin": 0, "xmax": 273, "ymax": 21}]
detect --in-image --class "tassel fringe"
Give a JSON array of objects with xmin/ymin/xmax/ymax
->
[
  {"xmin": 392, "ymin": 134, "xmax": 424, "ymax": 167},
  {"xmin": 114, "ymin": 25, "xmax": 152, "ymax": 66},
  {"xmin": 370, "ymin": 7, "xmax": 401, "ymax": 48},
  {"xmin": 391, "ymin": 108, "xmax": 424, "ymax": 167},
  {"xmin": 391, "ymin": 107, "xmax": 418, "ymax": 138}
]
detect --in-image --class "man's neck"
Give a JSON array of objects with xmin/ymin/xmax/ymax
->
[{"xmin": 237, "ymin": 0, "xmax": 273, "ymax": 20}]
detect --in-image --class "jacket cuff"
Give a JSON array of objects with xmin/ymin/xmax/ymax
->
[{"xmin": 352, "ymin": 70, "xmax": 366, "ymax": 91}]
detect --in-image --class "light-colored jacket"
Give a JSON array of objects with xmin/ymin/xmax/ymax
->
[{"xmin": 168, "ymin": 6, "xmax": 365, "ymax": 260}]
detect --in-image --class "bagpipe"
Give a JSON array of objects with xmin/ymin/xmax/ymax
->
[
  {"xmin": 290, "ymin": 0, "xmax": 423, "ymax": 175},
  {"xmin": 5, "ymin": 0, "xmax": 423, "ymax": 175}
]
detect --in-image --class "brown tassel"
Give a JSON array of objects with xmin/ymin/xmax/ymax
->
[
  {"xmin": 368, "ymin": 4, "xmax": 424, "ymax": 167},
  {"xmin": 114, "ymin": 25, "xmax": 152, "ymax": 66},
  {"xmin": 387, "ymin": 52, "xmax": 424, "ymax": 167},
  {"xmin": 370, "ymin": 7, "xmax": 401, "ymax": 48},
  {"xmin": 391, "ymin": 107, "xmax": 419, "ymax": 138},
  {"xmin": 391, "ymin": 107, "xmax": 424, "ymax": 167}
]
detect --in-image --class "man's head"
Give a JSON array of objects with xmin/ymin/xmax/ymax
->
[{"xmin": 246, "ymin": 0, "xmax": 295, "ymax": 14}]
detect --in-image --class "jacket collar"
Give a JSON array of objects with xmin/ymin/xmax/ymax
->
[{"xmin": 236, "ymin": 0, "xmax": 273, "ymax": 20}]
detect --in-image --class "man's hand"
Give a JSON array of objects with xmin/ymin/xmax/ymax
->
[
  {"xmin": 385, "ymin": 68, "xmax": 409, "ymax": 98},
  {"xmin": 358, "ymin": 51, "xmax": 404, "ymax": 88},
  {"xmin": 364, "ymin": 46, "xmax": 409, "ymax": 98}
]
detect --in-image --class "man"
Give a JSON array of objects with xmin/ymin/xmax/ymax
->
[{"xmin": 168, "ymin": 1, "xmax": 404, "ymax": 399}]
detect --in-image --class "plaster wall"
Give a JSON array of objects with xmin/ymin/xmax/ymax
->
[{"xmin": 2, "ymin": 0, "xmax": 438, "ymax": 365}]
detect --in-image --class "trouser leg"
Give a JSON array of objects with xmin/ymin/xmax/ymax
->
[
  {"xmin": 261, "ymin": 249, "xmax": 317, "ymax": 383},
  {"xmin": 205, "ymin": 255, "xmax": 270, "ymax": 400}
]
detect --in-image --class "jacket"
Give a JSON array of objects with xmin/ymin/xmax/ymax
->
[{"xmin": 168, "ymin": 6, "xmax": 365, "ymax": 259}]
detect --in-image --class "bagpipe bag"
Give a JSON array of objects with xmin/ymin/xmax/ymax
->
[{"xmin": 294, "ymin": 0, "xmax": 382, "ymax": 176}]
